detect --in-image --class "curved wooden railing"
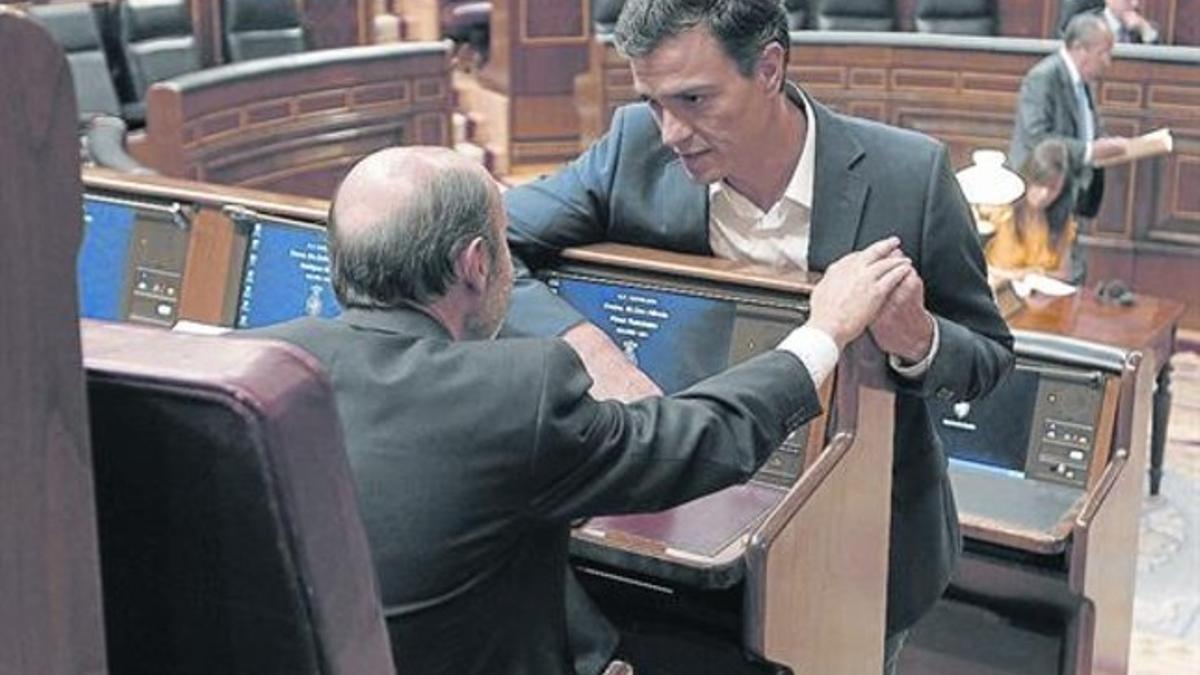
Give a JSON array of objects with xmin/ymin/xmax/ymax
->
[{"xmin": 141, "ymin": 41, "xmax": 453, "ymax": 199}]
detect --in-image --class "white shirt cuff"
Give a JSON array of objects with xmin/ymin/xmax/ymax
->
[
  {"xmin": 776, "ymin": 325, "xmax": 840, "ymax": 390},
  {"xmin": 1084, "ymin": 141, "xmax": 1093, "ymax": 165},
  {"xmin": 888, "ymin": 316, "xmax": 940, "ymax": 379}
]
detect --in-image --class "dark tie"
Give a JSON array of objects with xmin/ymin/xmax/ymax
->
[
  {"xmin": 1118, "ymin": 24, "xmax": 1131, "ymax": 43},
  {"xmin": 1074, "ymin": 82, "xmax": 1095, "ymax": 141}
]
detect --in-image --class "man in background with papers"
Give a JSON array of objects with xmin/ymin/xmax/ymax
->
[{"xmin": 1010, "ymin": 14, "xmax": 1132, "ymax": 227}]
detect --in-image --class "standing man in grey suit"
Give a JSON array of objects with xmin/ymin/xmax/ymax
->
[
  {"xmin": 1011, "ymin": 14, "xmax": 1131, "ymax": 225},
  {"xmin": 249, "ymin": 146, "xmax": 910, "ymax": 675},
  {"xmin": 501, "ymin": 1, "xmax": 1015, "ymax": 672}
]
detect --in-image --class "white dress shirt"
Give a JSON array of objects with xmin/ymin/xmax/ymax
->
[
  {"xmin": 709, "ymin": 90, "xmax": 937, "ymax": 383},
  {"xmin": 1059, "ymin": 47, "xmax": 1096, "ymax": 163}
]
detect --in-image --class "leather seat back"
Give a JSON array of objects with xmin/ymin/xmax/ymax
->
[
  {"xmin": 222, "ymin": 0, "xmax": 306, "ymax": 62},
  {"xmin": 0, "ymin": 11, "xmax": 108, "ymax": 670},
  {"xmin": 82, "ymin": 322, "xmax": 395, "ymax": 675},
  {"xmin": 915, "ymin": 0, "xmax": 997, "ymax": 35},
  {"xmin": 118, "ymin": 0, "xmax": 201, "ymax": 103},
  {"xmin": 786, "ymin": 0, "xmax": 810, "ymax": 29},
  {"xmin": 813, "ymin": 0, "xmax": 897, "ymax": 31},
  {"xmin": 28, "ymin": 3, "xmax": 121, "ymax": 119}
]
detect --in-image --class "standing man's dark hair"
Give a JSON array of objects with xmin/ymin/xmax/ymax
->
[
  {"xmin": 328, "ymin": 147, "xmax": 501, "ymax": 309},
  {"xmin": 614, "ymin": 0, "xmax": 791, "ymax": 83}
]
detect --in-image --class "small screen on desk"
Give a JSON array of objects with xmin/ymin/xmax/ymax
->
[
  {"xmin": 235, "ymin": 218, "xmax": 340, "ymax": 329},
  {"xmin": 552, "ymin": 277, "xmax": 735, "ymax": 392},
  {"xmin": 79, "ymin": 197, "xmax": 137, "ymax": 320},
  {"xmin": 931, "ymin": 368, "xmax": 1039, "ymax": 474},
  {"xmin": 79, "ymin": 196, "xmax": 189, "ymax": 325}
]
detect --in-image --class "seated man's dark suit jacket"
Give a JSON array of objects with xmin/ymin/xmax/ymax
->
[
  {"xmin": 502, "ymin": 86, "xmax": 1015, "ymax": 637},
  {"xmin": 1009, "ymin": 51, "xmax": 1105, "ymax": 219},
  {"xmin": 250, "ymin": 307, "xmax": 819, "ymax": 675}
]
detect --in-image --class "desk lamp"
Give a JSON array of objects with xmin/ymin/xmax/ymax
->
[
  {"xmin": 955, "ymin": 149, "xmax": 1026, "ymax": 317},
  {"xmin": 955, "ymin": 149, "xmax": 1025, "ymax": 240}
]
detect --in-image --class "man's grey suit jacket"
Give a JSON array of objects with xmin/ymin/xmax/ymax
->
[
  {"xmin": 250, "ymin": 307, "xmax": 819, "ymax": 674},
  {"xmin": 503, "ymin": 89, "xmax": 1015, "ymax": 635},
  {"xmin": 1009, "ymin": 51, "xmax": 1105, "ymax": 217}
]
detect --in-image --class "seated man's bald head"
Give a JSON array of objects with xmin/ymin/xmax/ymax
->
[
  {"xmin": 327, "ymin": 146, "xmax": 503, "ymax": 310},
  {"xmin": 332, "ymin": 146, "xmax": 491, "ymax": 239}
]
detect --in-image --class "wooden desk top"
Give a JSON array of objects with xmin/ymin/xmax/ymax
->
[
  {"xmin": 83, "ymin": 167, "xmax": 329, "ymax": 222},
  {"xmin": 1009, "ymin": 291, "xmax": 1186, "ymax": 360}
]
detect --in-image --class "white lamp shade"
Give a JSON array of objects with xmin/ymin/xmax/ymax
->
[{"xmin": 955, "ymin": 149, "xmax": 1025, "ymax": 206}]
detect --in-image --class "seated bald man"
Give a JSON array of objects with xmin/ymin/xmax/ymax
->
[{"xmin": 244, "ymin": 146, "xmax": 910, "ymax": 675}]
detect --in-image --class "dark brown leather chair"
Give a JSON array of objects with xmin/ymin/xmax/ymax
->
[
  {"xmin": 221, "ymin": 0, "xmax": 306, "ymax": 62},
  {"xmin": 785, "ymin": 0, "xmax": 810, "ymax": 29},
  {"xmin": 82, "ymin": 322, "xmax": 395, "ymax": 675},
  {"xmin": 27, "ymin": 3, "xmax": 123, "ymax": 121},
  {"xmin": 0, "ymin": 9, "xmax": 107, "ymax": 671},
  {"xmin": 915, "ymin": 0, "xmax": 997, "ymax": 35},
  {"xmin": 441, "ymin": 1, "xmax": 490, "ymax": 64},
  {"xmin": 812, "ymin": 0, "xmax": 896, "ymax": 31},
  {"xmin": 24, "ymin": 2, "xmax": 154, "ymax": 170},
  {"xmin": 117, "ymin": 0, "xmax": 201, "ymax": 123}
]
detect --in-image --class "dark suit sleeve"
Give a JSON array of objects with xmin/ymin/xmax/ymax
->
[
  {"xmin": 897, "ymin": 147, "xmax": 1015, "ymax": 403},
  {"xmin": 523, "ymin": 341, "xmax": 820, "ymax": 522},
  {"xmin": 500, "ymin": 110, "xmax": 634, "ymax": 338},
  {"xmin": 1011, "ymin": 62, "xmax": 1088, "ymax": 172}
]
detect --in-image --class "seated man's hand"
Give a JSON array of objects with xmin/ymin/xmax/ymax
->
[
  {"xmin": 1092, "ymin": 137, "xmax": 1130, "ymax": 162},
  {"xmin": 1120, "ymin": 9, "xmax": 1154, "ymax": 35},
  {"xmin": 808, "ymin": 237, "xmax": 913, "ymax": 350},
  {"xmin": 562, "ymin": 322, "xmax": 664, "ymax": 402}
]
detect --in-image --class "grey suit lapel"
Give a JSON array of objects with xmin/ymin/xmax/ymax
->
[
  {"xmin": 1055, "ymin": 54, "xmax": 1086, "ymax": 138},
  {"xmin": 807, "ymin": 98, "xmax": 869, "ymax": 271}
]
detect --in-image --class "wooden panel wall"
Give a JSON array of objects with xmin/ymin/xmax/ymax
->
[
  {"xmin": 475, "ymin": 0, "xmax": 592, "ymax": 170},
  {"xmin": 576, "ymin": 34, "xmax": 1200, "ymax": 327},
  {"xmin": 142, "ymin": 43, "xmax": 453, "ymax": 200}
]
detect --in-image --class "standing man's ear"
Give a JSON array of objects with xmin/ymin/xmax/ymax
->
[{"xmin": 757, "ymin": 42, "xmax": 787, "ymax": 92}]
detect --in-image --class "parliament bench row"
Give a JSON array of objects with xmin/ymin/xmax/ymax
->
[
  {"xmin": 68, "ymin": 159, "xmax": 905, "ymax": 671},
  {"xmin": 70, "ymin": 167, "xmax": 1161, "ymax": 673},
  {"xmin": 25, "ymin": 0, "xmax": 306, "ymax": 126},
  {"xmin": 20, "ymin": 2, "xmax": 454, "ymax": 200}
]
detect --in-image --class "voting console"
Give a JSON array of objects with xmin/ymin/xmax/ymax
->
[
  {"xmin": 542, "ymin": 244, "xmax": 897, "ymax": 674},
  {"xmin": 901, "ymin": 332, "xmax": 1151, "ymax": 675},
  {"xmin": 80, "ymin": 168, "xmax": 338, "ymax": 329}
]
